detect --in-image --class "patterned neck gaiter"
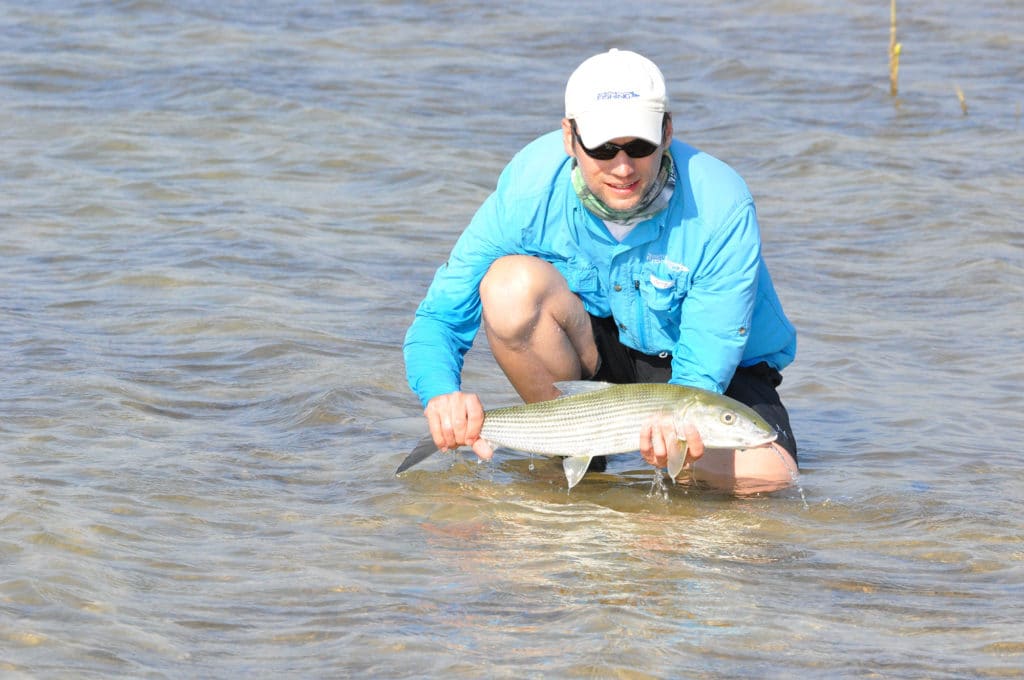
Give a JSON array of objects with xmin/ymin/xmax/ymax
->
[{"xmin": 571, "ymin": 151, "xmax": 675, "ymax": 226}]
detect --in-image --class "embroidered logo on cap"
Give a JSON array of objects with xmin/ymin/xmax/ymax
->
[{"xmin": 596, "ymin": 90, "xmax": 640, "ymax": 101}]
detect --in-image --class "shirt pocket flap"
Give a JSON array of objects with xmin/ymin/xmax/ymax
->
[
  {"xmin": 553, "ymin": 256, "xmax": 599, "ymax": 293},
  {"xmin": 638, "ymin": 262, "xmax": 691, "ymax": 311}
]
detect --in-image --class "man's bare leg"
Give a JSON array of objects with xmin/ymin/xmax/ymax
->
[
  {"xmin": 689, "ymin": 444, "xmax": 799, "ymax": 494},
  {"xmin": 479, "ymin": 255, "xmax": 598, "ymax": 403}
]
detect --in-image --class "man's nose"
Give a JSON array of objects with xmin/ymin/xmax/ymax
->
[{"xmin": 609, "ymin": 153, "xmax": 636, "ymax": 173}]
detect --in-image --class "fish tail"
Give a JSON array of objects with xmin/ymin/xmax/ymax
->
[{"xmin": 395, "ymin": 435, "xmax": 440, "ymax": 475}]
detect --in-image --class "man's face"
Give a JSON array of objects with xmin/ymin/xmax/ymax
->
[{"xmin": 561, "ymin": 116, "xmax": 672, "ymax": 212}]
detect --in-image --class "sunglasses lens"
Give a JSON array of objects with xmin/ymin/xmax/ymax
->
[
  {"xmin": 622, "ymin": 140, "xmax": 659, "ymax": 158},
  {"xmin": 587, "ymin": 144, "xmax": 620, "ymax": 161}
]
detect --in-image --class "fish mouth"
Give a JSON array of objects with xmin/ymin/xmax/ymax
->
[
  {"xmin": 745, "ymin": 431, "xmax": 779, "ymax": 448},
  {"xmin": 753, "ymin": 430, "xmax": 780, "ymax": 446}
]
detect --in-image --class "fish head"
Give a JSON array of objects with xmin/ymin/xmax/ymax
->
[{"xmin": 672, "ymin": 391, "xmax": 778, "ymax": 449}]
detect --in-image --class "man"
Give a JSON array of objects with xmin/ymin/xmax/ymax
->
[{"xmin": 404, "ymin": 49, "xmax": 798, "ymax": 491}]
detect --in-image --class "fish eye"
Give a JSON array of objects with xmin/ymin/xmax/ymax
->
[{"xmin": 720, "ymin": 412, "xmax": 736, "ymax": 425}]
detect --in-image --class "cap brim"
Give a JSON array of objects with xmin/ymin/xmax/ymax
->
[{"xmin": 574, "ymin": 108, "xmax": 664, "ymax": 148}]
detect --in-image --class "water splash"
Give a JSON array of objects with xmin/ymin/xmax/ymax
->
[
  {"xmin": 647, "ymin": 469, "xmax": 669, "ymax": 501},
  {"xmin": 768, "ymin": 446, "xmax": 808, "ymax": 509}
]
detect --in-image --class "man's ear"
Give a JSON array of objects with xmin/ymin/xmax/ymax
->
[{"xmin": 561, "ymin": 118, "xmax": 575, "ymax": 157}]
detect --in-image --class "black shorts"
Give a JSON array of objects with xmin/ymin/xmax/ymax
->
[{"xmin": 588, "ymin": 314, "xmax": 798, "ymax": 460}]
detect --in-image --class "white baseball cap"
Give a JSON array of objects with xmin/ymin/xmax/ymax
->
[{"xmin": 564, "ymin": 48, "xmax": 669, "ymax": 148}]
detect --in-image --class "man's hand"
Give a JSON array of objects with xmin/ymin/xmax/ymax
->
[
  {"xmin": 639, "ymin": 416, "xmax": 705, "ymax": 476},
  {"xmin": 423, "ymin": 391, "xmax": 493, "ymax": 461}
]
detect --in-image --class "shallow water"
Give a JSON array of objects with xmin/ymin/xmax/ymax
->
[{"xmin": 2, "ymin": 1, "xmax": 1022, "ymax": 677}]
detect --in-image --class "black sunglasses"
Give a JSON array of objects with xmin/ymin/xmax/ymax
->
[{"xmin": 570, "ymin": 120, "xmax": 661, "ymax": 161}]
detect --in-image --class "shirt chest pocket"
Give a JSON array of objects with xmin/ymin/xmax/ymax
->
[{"xmin": 636, "ymin": 262, "xmax": 691, "ymax": 312}]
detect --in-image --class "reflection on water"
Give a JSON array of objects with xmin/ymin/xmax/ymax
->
[{"xmin": 2, "ymin": 0, "xmax": 1022, "ymax": 677}]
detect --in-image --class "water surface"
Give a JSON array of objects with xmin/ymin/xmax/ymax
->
[{"xmin": 2, "ymin": 1, "xmax": 1022, "ymax": 677}]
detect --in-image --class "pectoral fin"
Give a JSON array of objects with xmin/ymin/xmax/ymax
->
[
  {"xmin": 666, "ymin": 440, "xmax": 688, "ymax": 483},
  {"xmin": 562, "ymin": 456, "xmax": 592, "ymax": 489}
]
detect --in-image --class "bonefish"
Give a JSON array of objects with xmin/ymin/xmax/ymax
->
[{"xmin": 396, "ymin": 381, "xmax": 778, "ymax": 489}]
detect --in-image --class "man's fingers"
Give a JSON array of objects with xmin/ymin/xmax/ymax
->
[
  {"xmin": 424, "ymin": 392, "xmax": 486, "ymax": 454},
  {"xmin": 465, "ymin": 397, "xmax": 485, "ymax": 445},
  {"xmin": 425, "ymin": 395, "xmax": 457, "ymax": 451},
  {"xmin": 471, "ymin": 436, "xmax": 494, "ymax": 461},
  {"xmin": 639, "ymin": 419, "xmax": 656, "ymax": 465},
  {"xmin": 640, "ymin": 416, "xmax": 676, "ymax": 468},
  {"xmin": 450, "ymin": 403, "xmax": 468, "ymax": 444},
  {"xmin": 650, "ymin": 421, "xmax": 668, "ymax": 467},
  {"xmin": 682, "ymin": 422, "xmax": 705, "ymax": 461},
  {"xmin": 424, "ymin": 407, "xmax": 446, "ymax": 451}
]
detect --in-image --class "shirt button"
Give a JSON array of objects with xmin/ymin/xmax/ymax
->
[
  {"xmin": 618, "ymin": 323, "xmax": 627, "ymax": 331},
  {"xmin": 613, "ymin": 284, "xmax": 622, "ymax": 292}
]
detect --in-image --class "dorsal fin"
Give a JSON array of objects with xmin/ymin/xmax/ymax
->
[{"xmin": 553, "ymin": 380, "xmax": 614, "ymax": 398}]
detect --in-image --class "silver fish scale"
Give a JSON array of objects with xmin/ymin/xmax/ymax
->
[{"xmin": 479, "ymin": 383, "xmax": 694, "ymax": 457}]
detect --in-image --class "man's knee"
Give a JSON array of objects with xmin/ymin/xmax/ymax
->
[
  {"xmin": 480, "ymin": 256, "xmax": 563, "ymax": 340},
  {"xmin": 481, "ymin": 256, "xmax": 559, "ymax": 302}
]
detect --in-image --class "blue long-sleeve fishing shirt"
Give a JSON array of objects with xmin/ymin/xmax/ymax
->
[{"xmin": 404, "ymin": 130, "xmax": 796, "ymax": 407}]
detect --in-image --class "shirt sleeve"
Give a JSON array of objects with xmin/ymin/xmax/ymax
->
[
  {"xmin": 403, "ymin": 189, "xmax": 513, "ymax": 407},
  {"xmin": 668, "ymin": 200, "xmax": 761, "ymax": 393}
]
